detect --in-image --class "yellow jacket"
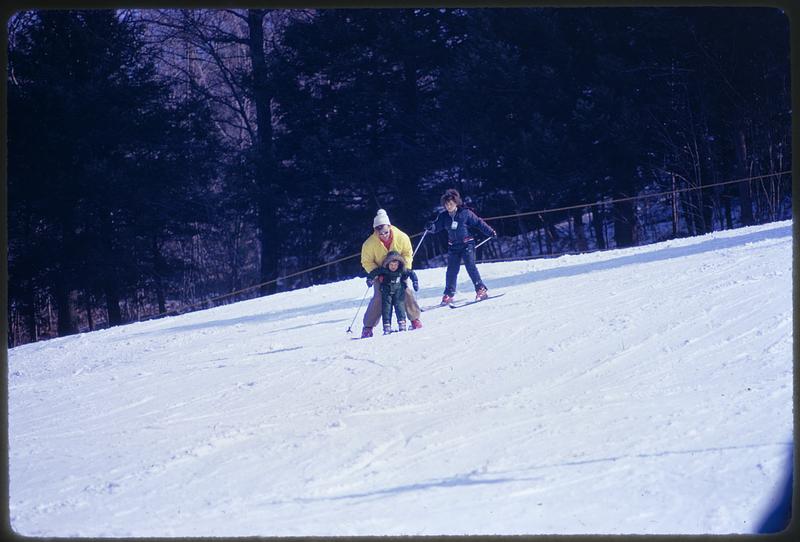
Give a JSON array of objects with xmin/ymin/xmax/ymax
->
[{"xmin": 361, "ymin": 225, "xmax": 414, "ymax": 273}]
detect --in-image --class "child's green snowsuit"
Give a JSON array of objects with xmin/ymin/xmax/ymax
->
[{"xmin": 367, "ymin": 251, "xmax": 414, "ymax": 328}]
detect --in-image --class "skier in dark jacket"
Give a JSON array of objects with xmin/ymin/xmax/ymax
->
[
  {"xmin": 426, "ymin": 188, "xmax": 497, "ymax": 304},
  {"xmin": 367, "ymin": 251, "xmax": 419, "ymax": 334}
]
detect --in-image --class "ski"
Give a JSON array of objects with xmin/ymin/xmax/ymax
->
[
  {"xmin": 448, "ymin": 293, "xmax": 505, "ymax": 308},
  {"xmin": 420, "ymin": 302, "xmax": 453, "ymax": 312},
  {"xmin": 350, "ymin": 330, "xmax": 416, "ymax": 340}
]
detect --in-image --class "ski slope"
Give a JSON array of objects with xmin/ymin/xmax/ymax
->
[{"xmin": 6, "ymin": 220, "xmax": 794, "ymax": 536}]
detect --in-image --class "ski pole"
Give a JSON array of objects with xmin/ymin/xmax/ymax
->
[
  {"xmin": 346, "ymin": 284, "xmax": 372, "ymax": 333},
  {"xmin": 475, "ymin": 236, "xmax": 494, "ymax": 250},
  {"xmin": 411, "ymin": 228, "xmax": 429, "ymax": 261}
]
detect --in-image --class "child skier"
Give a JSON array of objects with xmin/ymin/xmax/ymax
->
[
  {"xmin": 367, "ymin": 251, "xmax": 419, "ymax": 334},
  {"xmin": 425, "ymin": 188, "xmax": 497, "ymax": 304}
]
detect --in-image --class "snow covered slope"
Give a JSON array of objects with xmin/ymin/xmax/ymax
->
[{"xmin": 7, "ymin": 220, "xmax": 794, "ymax": 536}]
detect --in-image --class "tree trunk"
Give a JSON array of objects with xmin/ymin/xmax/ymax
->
[
  {"xmin": 724, "ymin": 195, "xmax": 734, "ymax": 229},
  {"xmin": 546, "ymin": 221, "xmax": 558, "ymax": 254},
  {"xmin": 592, "ymin": 205, "xmax": 607, "ymax": 250},
  {"xmin": 54, "ymin": 275, "xmax": 75, "ymax": 336},
  {"xmin": 103, "ymin": 276, "xmax": 122, "ymax": 326},
  {"xmin": 670, "ymin": 173, "xmax": 679, "ymax": 237},
  {"xmin": 612, "ymin": 198, "xmax": 636, "ymax": 248},
  {"xmin": 18, "ymin": 213, "xmax": 40, "ymax": 342},
  {"xmin": 100, "ymin": 211, "xmax": 122, "ymax": 326},
  {"xmin": 228, "ymin": 217, "xmax": 243, "ymax": 293},
  {"xmin": 152, "ymin": 235, "xmax": 167, "ymax": 314},
  {"xmin": 55, "ymin": 210, "xmax": 77, "ymax": 337},
  {"xmin": 248, "ymin": 9, "xmax": 279, "ymax": 296},
  {"xmin": 572, "ymin": 207, "xmax": 588, "ymax": 252},
  {"xmin": 735, "ymin": 129, "xmax": 754, "ymax": 226},
  {"xmin": 536, "ymin": 225, "xmax": 544, "ymax": 255},
  {"xmin": 702, "ymin": 187, "xmax": 715, "ymax": 234},
  {"xmin": 23, "ymin": 280, "xmax": 38, "ymax": 342},
  {"xmin": 82, "ymin": 292, "xmax": 93, "ymax": 331},
  {"xmin": 518, "ymin": 215, "xmax": 532, "ymax": 257}
]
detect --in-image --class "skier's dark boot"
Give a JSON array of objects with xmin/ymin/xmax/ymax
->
[
  {"xmin": 383, "ymin": 323, "xmax": 392, "ymax": 335},
  {"xmin": 398, "ymin": 320, "xmax": 407, "ymax": 332},
  {"xmin": 361, "ymin": 326, "xmax": 373, "ymax": 338}
]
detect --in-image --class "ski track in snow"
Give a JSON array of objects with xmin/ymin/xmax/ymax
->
[{"xmin": 7, "ymin": 221, "xmax": 794, "ymax": 536}]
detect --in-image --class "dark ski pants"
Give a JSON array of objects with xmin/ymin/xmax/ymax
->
[
  {"xmin": 380, "ymin": 287, "xmax": 407, "ymax": 326},
  {"xmin": 363, "ymin": 282, "xmax": 421, "ymax": 328},
  {"xmin": 444, "ymin": 241, "xmax": 486, "ymax": 297}
]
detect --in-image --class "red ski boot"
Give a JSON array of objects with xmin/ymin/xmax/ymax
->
[{"xmin": 475, "ymin": 286, "xmax": 488, "ymax": 301}]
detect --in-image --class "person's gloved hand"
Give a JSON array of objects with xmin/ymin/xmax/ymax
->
[
  {"xmin": 366, "ymin": 277, "xmax": 374, "ymax": 288},
  {"xmin": 425, "ymin": 221, "xmax": 436, "ymax": 233},
  {"xmin": 491, "ymin": 229, "xmax": 498, "ymax": 238},
  {"xmin": 409, "ymin": 271, "xmax": 419, "ymax": 291}
]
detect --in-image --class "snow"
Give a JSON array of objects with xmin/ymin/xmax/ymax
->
[{"xmin": 7, "ymin": 220, "xmax": 794, "ymax": 536}]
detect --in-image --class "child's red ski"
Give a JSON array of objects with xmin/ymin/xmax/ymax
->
[{"xmin": 448, "ymin": 292, "xmax": 505, "ymax": 308}]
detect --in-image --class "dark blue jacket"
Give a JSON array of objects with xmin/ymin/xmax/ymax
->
[{"xmin": 430, "ymin": 206, "xmax": 496, "ymax": 246}]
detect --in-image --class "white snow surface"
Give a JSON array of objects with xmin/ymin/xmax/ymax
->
[{"xmin": 7, "ymin": 220, "xmax": 794, "ymax": 536}]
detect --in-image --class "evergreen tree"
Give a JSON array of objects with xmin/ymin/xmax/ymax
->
[{"xmin": 8, "ymin": 10, "xmax": 221, "ymax": 339}]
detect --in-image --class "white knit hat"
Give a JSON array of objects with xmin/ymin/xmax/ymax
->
[{"xmin": 373, "ymin": 209, "xmax": 391, "ymax": 228}]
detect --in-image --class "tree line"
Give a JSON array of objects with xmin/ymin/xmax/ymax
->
[{"xmin": 6, "ymin": 7, "xmax": 791, "ymax": 345}]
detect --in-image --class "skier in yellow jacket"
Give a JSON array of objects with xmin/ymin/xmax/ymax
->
[{"xmin": 359, "ymin": 209, "xmax": 422, "ymax": 338}]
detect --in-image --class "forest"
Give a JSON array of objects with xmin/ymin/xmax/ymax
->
[{"xmin": 6, "ymin": 7, "xmax": 792, "ymax": 346}]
